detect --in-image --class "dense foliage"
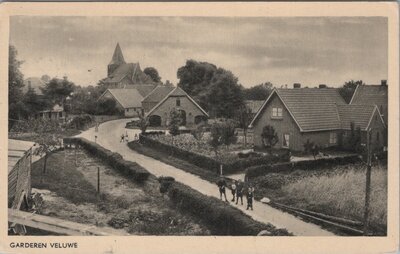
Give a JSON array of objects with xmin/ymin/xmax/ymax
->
[
  {"xmin": 339, "ymin": 80, "xmax": 364, "ymax": 104},
  {"xmin": 143, "ymin": 67, "xmax": 161, "ymax": 83},
  {"xmin": 177, "ymin": 60, "xmax": 245, "ymax": 118}
]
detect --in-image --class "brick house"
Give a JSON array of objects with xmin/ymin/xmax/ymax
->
[
  {"xmin": 146, "ymin": 86, "xmax": 209, "ymax": 127},
  {"xmin": 249, "ymin": 87, "xmax": 386, "ymax": 152}
]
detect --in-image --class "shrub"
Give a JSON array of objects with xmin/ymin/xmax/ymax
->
[
  {"xmin": 136, "ymin": 134, "xmax": 285, "ymax": 174},
  {"xmin": 165, "ymin": 181, "xmax": 291, "ymax": 236},
  {"xmin": 245, "ymin": 155, "xmax": 362, "ymax": 180},
  {"xmin": 64, "ymin": 137, "xmax": 150, "ymax": 182}
]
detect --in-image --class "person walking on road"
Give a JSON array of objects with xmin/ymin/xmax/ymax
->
[
  {"xmin": 246, "ymin": 186, "xmax": 254, "ymax": 210},
  {"xmin": 217, "ymin": 177, "xmax": 228, "ymax": 202},
  {"xmin": 230, "ymin": 180, "xmax": 237, "ymax": 202},
  {"xmin": 236, "ymin": 179, "xmax": 244, "ymax": 205},
  {"xmin": 120, "ymin": 133, "xmax": 125, "ymax": 143}
]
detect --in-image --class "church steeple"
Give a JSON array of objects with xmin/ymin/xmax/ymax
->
[{"xmin": 108, "ymin": 43, "xmax": 126, "ymax": 76}]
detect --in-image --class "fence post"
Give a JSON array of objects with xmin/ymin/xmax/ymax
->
[{"xmin": 97, "ymin": 167, "xmax": 100, "ymax": 195}]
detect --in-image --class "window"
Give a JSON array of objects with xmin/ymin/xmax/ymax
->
[
  {"xmin": 59, "ymin": 112, "xmax": 63, "ymax": 117},
  {"xmin": 126, "ymin": 108, "xmax": 129, "ymax": 112},
  {"xmin": 282, "ymin": 134, "xmax": 290, "ymax": 148},
  {"xmin": 176, "ymin": 99, "xmax": 181, "ymax": 107},
  {"xmin": 330, "ymin": 132, "xmax": 337, "ymax": 144},
  {"xmin": 272, "ymin": 107, "xmax": 283, "ymax": 118}
]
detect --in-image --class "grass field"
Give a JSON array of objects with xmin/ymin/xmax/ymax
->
[
  {"xmin": 250, "ymin": 163, "xmax": 387, "ymax": 235},
  {"xmin": 31, "ymin": 149, "xmax": 211, "ymax": 235}
]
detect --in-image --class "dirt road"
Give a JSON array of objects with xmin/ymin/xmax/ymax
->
[{"xmin": 78, "ymin": 118, "xmax": 335, "ymax": 236}]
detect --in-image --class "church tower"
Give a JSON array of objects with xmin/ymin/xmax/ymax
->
[{"xmin": 107, "ymin": 43, "xmax": 126, "ymax": 76}]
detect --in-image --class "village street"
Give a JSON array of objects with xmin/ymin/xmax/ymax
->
[{"xmin": 78, "ymin": 118, "xmax": 335, "ymax": 236}]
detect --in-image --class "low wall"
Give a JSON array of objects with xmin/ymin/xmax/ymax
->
[
  {"xmin": 245, "ymin": 155, "xmax": 362, "ymax": 179},
  {"xmin": 64, "ymin": 137, "xmax": 149, "ymax": 182}
]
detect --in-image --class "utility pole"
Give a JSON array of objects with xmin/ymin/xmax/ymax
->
[{"xmin": 363, "ymin": 129, "xmax": 372, "ymax": 235}]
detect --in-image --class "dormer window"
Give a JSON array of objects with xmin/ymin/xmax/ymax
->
[{"xmin": 176, "ymin": 99, "xmax": 181, "ymax": 107}]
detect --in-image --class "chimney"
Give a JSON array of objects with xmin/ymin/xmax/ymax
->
[
  {"xmin": 293, "ymin": 83, "xmax": 301, "ymax": 89},
  {"xmin": 319, "ymin": 84, "xmax": 327, "ymax": 89},
  {"xmin": 381, "ymin": 80, "xmax": 387, "ymax": 86}
]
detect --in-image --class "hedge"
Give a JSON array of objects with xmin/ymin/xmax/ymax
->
[
  {"xmin": 64, "ymin": 137, "xmax": 150, "ymax": 182},
  {"xmin": 246, "ymin": 155, "xmax": 362, "ymax": 179},
  {"xmin": 164, "ymin": 180, "xmax": 291, "ymax": 236},
  {"xmin": 138, "ymin": 134, "xmax": 287, "ymax": 174}
]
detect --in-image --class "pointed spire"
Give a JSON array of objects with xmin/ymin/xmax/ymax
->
[{"xmin": 109, "ymin": 43, "xmax": 125, "ymax": 65}]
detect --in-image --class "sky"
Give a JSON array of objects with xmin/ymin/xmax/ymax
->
[{"xmin": 10, "ymin": 16, "xmax": 388, "ymax": 88}]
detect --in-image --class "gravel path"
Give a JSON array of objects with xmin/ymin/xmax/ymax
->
[{"xmin": 78, "ymin": 118, "xmax": 335, "ymax": 236}]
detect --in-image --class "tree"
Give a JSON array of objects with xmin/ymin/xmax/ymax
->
[
  {"xmin": 41, "ymin": 76, "xmax": 75, "ymax": 106},
  {"xmin": 177, "ymin": 60, "xmax": 244, "ymax": 118},
  {"xmin": 208, "ymin": 119, "xmax": 237, "ymax": 157},
  {"xmin": 97, "ymin": 98, "xmax": 122, "ymax": 115},
  {"xmin": 8, "ymin": 45, "xmax": 25, "ymax": 124},
  {"xmin": 236, "ymin": 105, "xmax": 252, "ymax": 146},
  {"xmin": 137, "ymin": 112, "xmax": 149, "ymax": 134},
  {"xmin": 261, "ymin": 125, "xmax": 278, "ymax": 152},
  {"xmin": 168, "ymin": 108, "xmax": 181, "ymax": 136},
  {"xmin": 144, "ymin": 67, "xmax": 162, "ymax": 83},
  {"xmin": 339, "ymin": 80, "xmax": 364, "ymax": 104},
  {"xmin": 23, "ymin": 84, "xmax": 50, "ymax": 117},
  {"xmin": 243, "ymin": 82, "xmax": 273, "ymax": 100},
  {"xmin": 41, "ymin": 75, "xmax": 51, "ymax": 83}
]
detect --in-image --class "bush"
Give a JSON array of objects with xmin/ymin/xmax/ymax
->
[
  {"xmin": 245, "ymin": 155, "xmax": 362, "ymax": 180},
  {"xmin": 64, "ymin": 137, "xmax": 150, "ymax": 182},
  {"xmin": 137, "ymin": 134, "xmax": 285, "ymax": 174},
  {"xmin": 165, "ymin": 181, "xmax": 291, "ymax": 236}
]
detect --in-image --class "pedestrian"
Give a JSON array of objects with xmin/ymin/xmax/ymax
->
[
  {"xmin": 230, "ymin": 180, "xmax": 237, "ymax": 202},
  {"xmin": 120, "ymin": 133, "xmax": 125, "ymax": 142},
  {"xmin": 125, "ymin": 132, "xmax": 129, "ymax": 142},
  {"xmin": 217, "ymin": 177, "xmax": 228, "ymax": 202},
  {"xmin": 236, "ymin": 179, "xmax": 244, "ymax": 205},
  {"xmin": 134, "ymin": 133, "xmax": 138, "ymax": 141},
  {"xmin": 246, "ymin": 186, "xmax": 254, "ymax": 210}
]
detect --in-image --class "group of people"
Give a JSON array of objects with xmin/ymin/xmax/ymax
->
[
  {"xmin": 120, "ymin": 132, "xmax": 129, "ymax": 143},
  {"xmin": 217, "ymin": 177, "xmax": 254, "ymax": 210}
]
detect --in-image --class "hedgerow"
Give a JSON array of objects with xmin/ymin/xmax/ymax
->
[{"xmin": 64, "ymin": 137, "xmax": 149, "ymax": 182}]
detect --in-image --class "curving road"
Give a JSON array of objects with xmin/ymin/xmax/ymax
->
[{"xmin": 78, "ymin": 118, "xmax": 335, "ymax": 236}]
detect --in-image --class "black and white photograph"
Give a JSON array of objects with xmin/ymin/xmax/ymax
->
[{"xmin": 2, "ymin": 2, "xmax": 399, "ymax": 254}]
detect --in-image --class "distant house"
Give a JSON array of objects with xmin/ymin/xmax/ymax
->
[
  {"xmin": 249, "ymin": 86, "xmax": 386, "ymax": 152},
  {"xmin": 34, "ymin": 104, "xmax": 66, "ymax": 121},
  {"xmin": 98, "ymin": 88, "xmax": 145, "ymax": 117},
  {"xmin": 146, "ymin": 86, "xmax": 209, "ymax": 127},
  {"xmin": 101, "ymin": 43, "xmax": 156, "ymax": 89},
  {"xmin": 350, "ymin": 80, "xmax": 388, "ymax": 124}
]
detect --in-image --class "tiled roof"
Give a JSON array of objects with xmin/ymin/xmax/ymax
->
[
  {"xmin": 350, "ymin": 85, "xmax": 388, "ymax": 106},
  {"xmin": 109, "ymin": 43, "xmax": 125, "ymax": 65},
  {"xmin": 106, "ymin": 88, "xmax": 144, "ymax": 108},
  {"xmin": 337, "ymin": 104, "xmax": 378, "ymax": 130},
  {"xmin": 103, "ymin": 63, "xmax": 154, "ymax": 84},
  {"xmin": 276, "ymin": 88, "xmax": 346, "ymax": 131},
  {"xmin": 142, "ymin": 85, "xmax": 175, "ymax": 103},
  {"xmin": 128, "ymin": 84, "xmax": 157, "ymax": 97},
  {"xmin": 251, "ymin": 88, "xmax": 346, "ymax": 131},
  {"xmin": 245, "ymin": 100, "xmax": 264, "ymax": 114}
]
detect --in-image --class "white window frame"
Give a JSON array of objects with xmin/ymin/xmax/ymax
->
[
  {"xmin": 329, "ymin": 132, "xmax": 337, "ymax": 144},
  {"xmin": 272, "ymin": 107, "xmax": 283, "ymax": 118},
  {"xmin": 282, "ymin": 133, "xmax": 290, "ymax": 148}
]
